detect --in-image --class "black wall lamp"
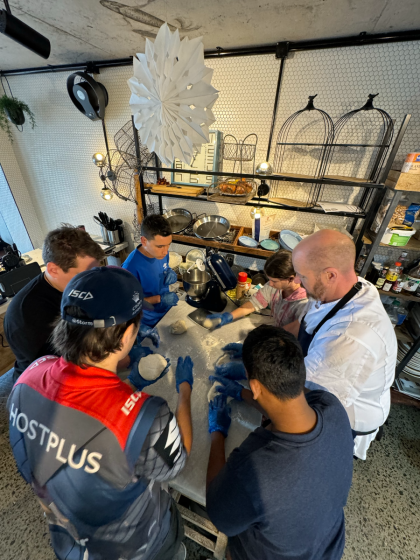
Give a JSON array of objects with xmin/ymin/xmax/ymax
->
[{"xmin": 0, "ymin": 0, "xmax": 51, "ymax": 59}]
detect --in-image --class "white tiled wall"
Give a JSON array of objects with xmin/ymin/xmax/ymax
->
[{"xmin": 0, "ymin": 40, "xmax": 419, "ymax": 270}]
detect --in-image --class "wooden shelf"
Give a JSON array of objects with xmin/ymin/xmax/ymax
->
[
  {"xmin": 378, "ymin": 289, "xmax": 420, "ymax": 302},
  {"xmin": 363, "ymin": 233, "xmax": 420, "ymax": 251},
  {"xmin": 172, "ymin": 225, "xmax": 280, "ymax": 259}
]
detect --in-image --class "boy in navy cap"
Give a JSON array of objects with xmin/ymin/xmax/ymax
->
[{"xmin": 8, "ymin": 266, "xmax": 193, "ymax": 560}]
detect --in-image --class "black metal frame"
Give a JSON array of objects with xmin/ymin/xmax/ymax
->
[{"xmin": 1, "ymin": 30, "xmax": 420, "ymax": 76}]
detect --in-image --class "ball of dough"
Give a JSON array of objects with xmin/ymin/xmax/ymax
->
[
  {"xmin": 203, "ymin": 317, "xmax": 221, "ymax": 329},
  {"xmin": 207, "ymin": 381, "xmax": 233, "ymax": 403},
  {"xmin": 138, "ymin": 353, "xmax": 168, "ymax": 381},
  {"xmin": 170, "ymin": 319, "xmax": 187, "ymax": 335}
]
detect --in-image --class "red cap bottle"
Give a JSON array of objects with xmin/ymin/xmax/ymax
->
[{"xmin": 238, "ymin": 272, "xmax": 248, "ymax": 283}]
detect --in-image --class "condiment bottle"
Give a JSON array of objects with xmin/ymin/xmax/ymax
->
[
  {"xmin": 375, "ymin": 266, "xmax": 389, "ymax": 289},
  {"xmin": 366, "ymin": 262, "xmax": 382, "ymax": 285},
  {"xmin": 382, "ymin": 262, "xmax": 402, "ymax": 292},
  {"xmin": 236, "ymin": 272, "xmax": 249, "ymax": 299}
]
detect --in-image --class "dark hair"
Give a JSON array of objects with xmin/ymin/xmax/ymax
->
[
  {"xmin": 42, "ymin": 227, "xmax": 105, "ymax": 273},
  {"xmin": 264, "ymin": 250, "xmax": 295, "ymax": 279},
  {"xmin": 242, "ymin": 325, "xmax": 306, "ymax": 400},
  {"xmin": 51, "ymin": 306, "xmax": 141, "ymax": 367},
  {"xmin": 141, "ymin": 214, "xmax": 172, "ymax": 240}
]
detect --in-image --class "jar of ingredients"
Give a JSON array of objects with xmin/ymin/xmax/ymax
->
[
  {"xmin": 382, "ymin": 262, "xmax": 402, "ymax": 292},
  {"xmin": 403, "ymin": 263, "xmax": 420, "ymax": 293},
  {"xmin": 375, "ymin": 266, "xmax": 389, "ymax": 289},
  {"xmin": 391, "ymin": 275, "xmax": 404, "ymax": 293},
  {"xmin": 236, "ymin": 272, "xmax": 250, "ymax": 299}
]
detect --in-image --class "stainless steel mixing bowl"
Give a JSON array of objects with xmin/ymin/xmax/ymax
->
[{"xmin": 182, "ymin": 269, "xmax": 211, "ymax": 301}]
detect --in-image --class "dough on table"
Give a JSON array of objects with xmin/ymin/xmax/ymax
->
[
  {"xmin": 203, "ymin": 317, "xmax": 221, "ymax": 329},
  {"xmin": 170, "ymin": 319, "xmax": 187, "ymax": 335},
  {"xmin": 138, "ymin": 353, "xmax": 167, "ymax": 380},
  {"xmin": 207, "ymin": 381, "xmax": 233, "ymax": 403}
]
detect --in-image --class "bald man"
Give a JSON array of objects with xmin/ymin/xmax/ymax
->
[{"xmin": 286, "ymin": 230, "xmax": 397, "ymax": 460}]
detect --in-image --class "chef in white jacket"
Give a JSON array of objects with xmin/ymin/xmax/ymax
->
[{"xmin": 285, "ymin": 229, "xmax": 397, "ymax": 459}]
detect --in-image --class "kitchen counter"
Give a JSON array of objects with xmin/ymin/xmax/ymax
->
[{"xmin": 143, "ymin": 297, "xmax": 274, "ymax": 506}]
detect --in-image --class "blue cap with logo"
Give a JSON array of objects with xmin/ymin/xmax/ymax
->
[{"xmin": 61, "ymin": 266, "xmax": 150, "ymax": 328}]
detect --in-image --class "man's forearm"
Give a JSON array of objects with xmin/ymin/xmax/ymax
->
[
  {"xmin": 241, "ymin": 388, "xmax": 266, "ymax": 415},
  {"xmin": 176, "ymin": 382, "xmax": 193, "ymax": 455},
  {"xmin": 207, "ymin": 431, "xmax": 226, "ymax": 488},
  {"xmin": 145, "ymin": 295, "xmax": 161, "ymax": 305}
]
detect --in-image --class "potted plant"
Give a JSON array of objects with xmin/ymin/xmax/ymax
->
[{"xmin": 0, "ymin": 94, "xmax": 36, "ymax": 142}]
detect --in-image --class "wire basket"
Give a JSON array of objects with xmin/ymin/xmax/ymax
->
[
  {"xmin": 221, "ymin": 133, "xmax": 258, "ymax": 175},
  {"xmin": 272, "ymin": 95, "xmax": 334, "ymax": 208}
]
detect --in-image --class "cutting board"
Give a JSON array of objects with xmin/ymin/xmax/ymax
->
[{"xmin": 149, "ymin": 185, "xmax": 204, "ymax": 197}]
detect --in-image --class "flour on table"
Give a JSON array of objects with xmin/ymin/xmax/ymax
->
[
  {"xmin": 170, "ymin": 319, "xmax": 187, "ymax": 335},
  {"xmin": 138, "ymin": 353, "xmax": 167, "ymax": 380},
  {"xmin": 207, "ymin": 381, "xmax": 233, "ymax": 403},
  {"xmin": 203, "ymin": 336, "xmax": 218, "ymax": 348}
]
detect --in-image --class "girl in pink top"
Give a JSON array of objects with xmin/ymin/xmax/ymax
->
[{"xmin": 209, "ymin": 250, "xmax": 307, "ymax": 329}]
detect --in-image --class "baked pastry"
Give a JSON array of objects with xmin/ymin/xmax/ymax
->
[{"xmin": 219, "ymin": 182, "xmax": 237, "ymax": 194}]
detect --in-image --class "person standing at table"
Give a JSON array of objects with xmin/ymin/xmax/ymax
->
[
  {"xmin": 206, "ymin": 325, "xmax": 353, "ymax": 560},
  {"xmin": 205, "ymin": 250, "xmax": 307, "ymax": 329},
  {"xmin": 123, "ymin": 214, "xmax": 179, "ymax": 327},
  {"xmin": 287, "ymin": 229, "xmax": 397, "ymax": 460},
  {"xmin": 4, "ymin": 227, "xmax": 105, "ymax": 379},
  {"xmin": 8, "ymin": 266, "xmax": 194, "ymax": 560}
]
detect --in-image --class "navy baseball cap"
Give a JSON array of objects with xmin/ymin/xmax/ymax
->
[{"xmin": 61, "ymin": 266, "xmax": 152, "ymax": 328}]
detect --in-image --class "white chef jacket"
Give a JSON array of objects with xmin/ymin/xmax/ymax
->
[{"xmin": 301, "ymin": 277, "xmax": 397, "ymax": 459}]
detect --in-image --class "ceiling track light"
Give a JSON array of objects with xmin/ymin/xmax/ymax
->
[{"xmin": 0, "ymin": 0, "xmax": 51, "ymax": 59}]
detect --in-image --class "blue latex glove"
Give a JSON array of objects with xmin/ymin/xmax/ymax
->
[
  {"xmin": 209, "ymin": 375, "xmax": 243, "ymax": 401},
  {"xmin": 163, "ymin": 268, "xmax": 178, "ymax": 286},
  {"xmin": 160, "ymin": 291, "xmax": 179, "ymax": 308},
  {"xmin": 175, "ymin": 356, "xmax": 194, "ymax": 392},
  {"xmin": 138, "ymin": 325, "xmax": 160, "ymax": 348},
  {"xmin": 222, "ymin": 342, "xmax": 243, "ymax": 359},
  {"xmin": 209, "ymin": 395, "xmax": 231, "ymax": 438},
  {"xmin": 215, "ymin": 361, "xmax": 246, "ymax": 381},
  {"xmin": 205, "ymin": 312, "xmax": 233, "ymax": 330},
  {"xmin": 128, "ymin": 345, "xmax": 153, "ymax": 365},
  {"xmin": 128, "ymin": 355, "xmax": 170, "ymax": 390}
]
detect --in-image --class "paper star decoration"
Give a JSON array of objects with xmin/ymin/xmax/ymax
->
[{"xmin": 128, "ymin": 23, "xmax": 219, "ymax": 167}]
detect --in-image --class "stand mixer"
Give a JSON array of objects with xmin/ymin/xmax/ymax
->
[{"xmin": 182, "ymin": 252, "xmax": 237, "ymax": 312}]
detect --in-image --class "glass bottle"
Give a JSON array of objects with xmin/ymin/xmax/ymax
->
[
  {"xmin": 375, "ymin": 266, "xmax": 389, "ymax": 290},
  {"xmin": 382, "ymin": 262, "xmax": 402, "ymax": 292}
]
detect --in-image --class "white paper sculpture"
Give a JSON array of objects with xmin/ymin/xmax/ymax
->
[{"xmin": 128, "ymin": 23, "xmax": 219, "ymax": 167}]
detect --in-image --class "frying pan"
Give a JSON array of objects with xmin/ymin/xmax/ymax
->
[
  {"xmin": 163, "ymin": 208, "xmax": 193, "ymax": 234},
  {"xmin": 193, "ymin": 215, "xmax": 230, "ymax": 240}
]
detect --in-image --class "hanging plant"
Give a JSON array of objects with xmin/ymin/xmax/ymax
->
[{"xmin": 0, "ymin": 94, "xmax": 36, "ymax": 142}]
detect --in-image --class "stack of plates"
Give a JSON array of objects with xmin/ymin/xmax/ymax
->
[{"xmin": 396, "ymin": 340, "xmax": 420, "ymax": 378}]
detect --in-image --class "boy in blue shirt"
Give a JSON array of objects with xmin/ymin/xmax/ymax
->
[
  {"xmin": 207, "ymin": 326, "xmax": 354, "ymax": 560},
  {"xmin": 123, "ymin": 214, "xmax": 178, "ymax": 327}
]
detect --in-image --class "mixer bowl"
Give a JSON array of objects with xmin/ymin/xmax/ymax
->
[{"xmin": 182, "ymin": 269, "xmax": 211, "ymax": 301}]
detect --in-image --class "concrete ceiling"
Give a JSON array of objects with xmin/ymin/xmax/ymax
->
[{"xmin": 0, "ymin": 0, "xmax": 419, "ymax": 71}]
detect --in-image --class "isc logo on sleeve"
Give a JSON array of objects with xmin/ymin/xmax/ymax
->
[{"xmin": 68, "ymin": 290, "xmax": 94, "ymax": 300}]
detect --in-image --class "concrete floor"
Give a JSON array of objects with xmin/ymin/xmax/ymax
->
[{"xmin": 1, "ymin": 369, "xmax": 419, "ymax": 560}]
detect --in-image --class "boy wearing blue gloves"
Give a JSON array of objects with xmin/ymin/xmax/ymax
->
[
  {"xmin": 123, "ymin": 214, "xmax": 179, "ymax": 327},
  {"xmin": 206, "ymin": 325, "xmax": 354, "ymax": 560},
  {"xmin": 8, "ymin": 266, "xmax": 194, "ymax": 560}
]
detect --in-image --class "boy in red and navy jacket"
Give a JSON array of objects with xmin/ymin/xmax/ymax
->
[{"xmin": 8, "ymin": 266, "xmax": 193, "ymax": 560}]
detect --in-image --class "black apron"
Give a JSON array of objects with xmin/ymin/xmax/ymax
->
[{"xmin": 298, "ymin": 282, "xmax": 378, "ymax": 438}]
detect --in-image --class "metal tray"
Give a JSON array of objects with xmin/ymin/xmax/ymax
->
[{"xmin": 193, "ymin": 215, "xmax": 230, "ymax": 239}]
